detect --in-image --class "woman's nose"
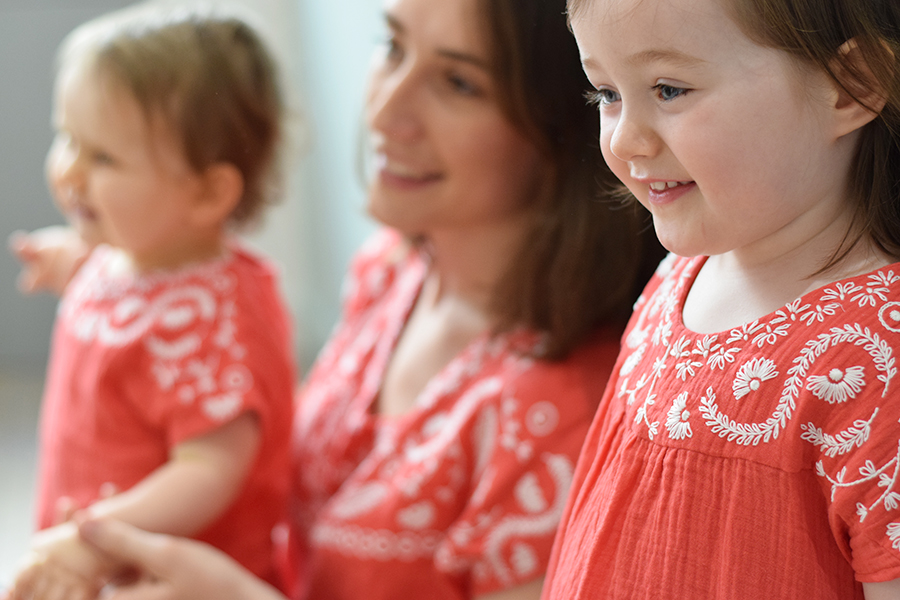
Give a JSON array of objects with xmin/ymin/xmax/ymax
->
[
  {"xmin": 607, "ymin": 107, "xmax": 659, "ymax": 162},
  {"xmin": 367, "ymin": 63, "xmax": 421, "ymax": 143}
]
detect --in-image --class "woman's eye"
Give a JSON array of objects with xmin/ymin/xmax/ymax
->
[
  {"xmin": 92, "ymin": 151, "xmax": 114, "ymax": 165},
  {"xmin": 654, "ymin": 83, "xmax": 688, "ymax": 101},
  {"xmin": 446, "ymin": 73, "xmax": 480, "ymax": 96},
  {"xmin": 585, "ymin": 88, "xmax": 620, "ymax": 107}
]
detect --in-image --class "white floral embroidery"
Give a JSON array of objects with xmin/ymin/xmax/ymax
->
[
  {"xmin": 806, "ymin": 366, "xmax": 865, "ymax": 404},
  {"xmin": 801, "ymin": 303, "xmax": 840, "ymax": 326},
  {"xmin": 620, "ymin": 343, "xmax": 647, "ymax": 376},
  {"xmin": 707, "ymin": 346, "xmax": 740, "ymax": 370},
  {"xmin": 888, "ymin": 523, "xmax": 900, "ymax": 550},
  {"xmin": 396, "ymin": 501, "xmax": 436, "ymax": 530},
  {"xmin": 524, "ymin": 402, "xmax": 559, "ymax": 437},
  {"xmin": 752, "ymin": 322, "xmax": 791, "ymax": 347},
  {"xmin": 515, "ymin": 472, "xmax": 548, "ymax": 513},
  {"xmin": 852, "ymin": 282, "xmax": 890, "ymax": 307},
  {"xmin": 820, "ymin": 281, "xmax": 861, "ymax": 301},
  {"xmin": 665, "ymin": 392, "xmax": 692, "ymax": 440},
  {"xmin": 800, "ymin": 408, "xmax": 878, "ymax": 457},
  {"xmin": 879, "ymin": 302, "xmax": 900, "ymax": 333},
  {"xmin": 727, "ymin": 320, "xmax": 764, "ymax": 344},
  {"xmin": 732, "ymin": 358, "xmax": 779, "ymax": 400}
]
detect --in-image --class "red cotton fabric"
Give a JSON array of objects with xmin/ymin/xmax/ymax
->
[
  {"xmin": 36, "ymin": 243, "xmax": 295, "ymax": 583},
  {"xmin": 543, "ymin": 255, "xmax": 900, "ymax": 600},
  {"xmin": 286, "ymin": 230, "xmax": 620, "ymax": 600}
]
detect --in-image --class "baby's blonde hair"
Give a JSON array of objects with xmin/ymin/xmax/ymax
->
[{"xmin": 58, "ymin": 2, "xmax": 285, "ymax": 227}]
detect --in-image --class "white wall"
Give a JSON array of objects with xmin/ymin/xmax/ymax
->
[{"xmin": 0, "ymin": 0, "xmax": 383, "ymax": 372}]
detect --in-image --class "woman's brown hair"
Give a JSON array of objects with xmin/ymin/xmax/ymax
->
[{"xmin": 480, "ymin": 0, "xmax": 664, "ymax": 359}]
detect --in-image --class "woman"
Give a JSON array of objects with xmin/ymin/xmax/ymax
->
[{"xmin": 53, "ymin": 0, "xmax": 661, "ymax": 597}]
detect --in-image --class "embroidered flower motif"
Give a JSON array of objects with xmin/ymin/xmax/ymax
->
[
  {"xmin": 620, "ymin": 344, "xmax": 646, "ymax": 376},
  {"xmin": 801, "ymin": 303, "xmax": 840, "ymax": 326},
  {"xmin": 852, "ymin": 283, "xmax": 889, "ymax": 307},
  {"xmin": 707, "ymin": 346, "xmax": 740, "ymax": 370},
  {"xmin": 857, "ymin": 503, "xmax": 868, "ymax": 523},
  {"xmin": 752, "ymin": 323, "xmax": 790, "ymax": 347},
  {"xmin": 727, "ymin": 320, "xmax": 764, "ymax": 344},
  {"xmin": 806, "ymin": 366, "xmax": 865, "ymax": 404},
  {"xmin": 888, "ymin": 523, "xmax": 900, "ymax": 551},
  {"xmin": 732, "ymin": 358, "xmax": 779, "ymax": 400},
  {"xmin": 525, "ymin": 401, "xmax": 559, "ymax": 437},
  {"xmin": 665, "ymin": 392, "xmax": 692, "ymax": 440},
  {"xmin": 879, "ymin": 302, "xmax": 900, "ymax": 333},
  {"xmin": 821, "ymin": 281, "xmax": 861, "ymax": 302}
]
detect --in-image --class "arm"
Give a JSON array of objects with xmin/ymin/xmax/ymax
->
[
  {"xmin": 475, "ymin": 578, "xmax": 544, "ymax": 600},
  {"xmin": 7, "ymin": 226, "xmax": 90, "ymax": 295},
  {"xmin": 85, "ymin": 412, "xmax": 261, "ymax": 535},
  {"xmin": 79, "ymin": 518, "xmax": 286, "ymax": 600},
  {"xmin": 9, "ymin": 414, "xmax": 260, "ymax": 600},
  {"xmin": 864, "ymin": 579, "xmax": 900, "ymax": 599}
]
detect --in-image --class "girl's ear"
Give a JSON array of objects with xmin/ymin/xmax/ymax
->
[
  {"xmin": 829, "ymin": 38, "xmax": 889, "ymax": 139},
  {"xmin": 192, "ymin": 163, "xmax": 244, "ymax": 228}
]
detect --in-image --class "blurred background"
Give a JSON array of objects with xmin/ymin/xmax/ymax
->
[{"xmin": 0, "ymin": 0, "xmax": 383, "ymax": 582}]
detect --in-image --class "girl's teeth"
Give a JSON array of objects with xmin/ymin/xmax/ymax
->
[{"xmin": 649, "ymin": 181, "xmax": 689, "ymax": 191}]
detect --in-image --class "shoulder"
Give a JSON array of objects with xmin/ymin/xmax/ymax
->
[{"xmin": 341, "ymin": 228, "xmax": 419, "ymax": 315}]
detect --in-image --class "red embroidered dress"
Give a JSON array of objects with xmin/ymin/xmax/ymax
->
[
  {"xmin": 36, "ymin": 243, "xmax": 295, "ymax": 582},
  {"xmin": 287, "ymin": 230, "xmax": 620, "ymax": 599},
  {"xmin": 544, "ymin": 255, "xmax": 900, "ymax": 599}
]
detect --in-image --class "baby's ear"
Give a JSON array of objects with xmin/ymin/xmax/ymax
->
[
  {"xmin": 192, "ymin": 163, "xmax": 244, "ymax": 228},
  {"xmin": 828, "ymin": 38, "xmax": 889, "ymax": 138}
]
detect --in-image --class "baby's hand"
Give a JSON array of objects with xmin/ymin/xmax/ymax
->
[
  {"xmin": 8, "ymin": 521, "xmax": 111, "ymax": 600},
  {"xmin": 7, "ymin": 226, "xmax": 90, "ymax": 295}
]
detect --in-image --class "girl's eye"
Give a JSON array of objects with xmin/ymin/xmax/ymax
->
[
  {"xmin": 385, "ymin": 36, "xmax": 403, "ymax": 63},
  {"xmin": 585, "ymin": 88, "xmax": 620, "ymax": 107},
  {"xmin": 654, "ymin": 83, "xmax": 689, "ymax": 101}
]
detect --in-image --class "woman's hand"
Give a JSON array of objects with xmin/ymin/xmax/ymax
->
[{"xmin": 78, "ymin": 519, "xmax": 287, "ymax": 600}]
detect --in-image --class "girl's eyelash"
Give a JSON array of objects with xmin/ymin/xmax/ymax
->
[
  {"xmin": 584, "ymin": 88, "xmax": 619, "ymax": 107},
  {"xmin": 653, "ymin": 83, "xmax": 689, "ymax": 101}
]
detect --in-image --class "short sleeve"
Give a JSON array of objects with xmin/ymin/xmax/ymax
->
[
  {"xmin": 434, "ymin": 334, "xmax": 619, "ymax": 595},
  {"xmin": 124, "ymin": 251, "xmax": 295, "ymax": 449}
]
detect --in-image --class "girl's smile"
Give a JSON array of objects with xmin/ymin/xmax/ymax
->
[{"xmin": 571, "ymin": 0, "xmax": 863, "ymax": 265}]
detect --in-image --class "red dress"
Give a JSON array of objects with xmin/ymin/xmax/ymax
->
[
  {"xmin": 36, "ymin": 243, "xmax": 295, "ymax": 582},
  {"xmin": 286, "ymin": 230, "xmax": 620, "ymax": 599},
  {"xmin": 544, "ymin": 255, "xmax": 900, "ymax": 600}
]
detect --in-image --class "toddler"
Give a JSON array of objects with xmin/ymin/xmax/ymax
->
[
  {"xmin": 543, "ymin": 0, "xmax": 900, "ymax": 598},
  {"xmin": 7, "ymin": 3, "xmax": 295, "ymax": 598}
]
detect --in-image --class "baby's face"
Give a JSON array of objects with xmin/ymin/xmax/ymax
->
[
  {"xmin": 570, "ymin": 0, "xmax": 857, "ymax": 264},
  {"xmin": 47, "ymin": 62, "xmax": 212, "ymax": 272}
]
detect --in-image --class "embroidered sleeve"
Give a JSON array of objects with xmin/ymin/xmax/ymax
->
[
  {"xmin": 133, "ymin": 262, "xmax": 294, "ymax": 448},
  {"xmin": 801, "ymin": 272, "xmax": 900, "ymax": 581},
  {"xmin": 433, "ymin": 356, "xmax": 604, "ymax": 595}
]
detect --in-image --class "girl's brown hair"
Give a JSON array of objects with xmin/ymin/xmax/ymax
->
[
  {"xmin": 58, "ymin": 2, "xmax": 285, "ymax": 227},
  {"xmin": 725, "ymin": 0, "xmax": 900, "ymax": 267},
  {"xmin": 479, "ymin": 0, "xmax": 664, "ymax": 359}
]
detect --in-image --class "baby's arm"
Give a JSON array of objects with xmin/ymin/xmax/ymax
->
[
  {"xmin": 7, "ymin": 226, "xmax": 90, "ymax": 295},
  {"xmin": 863, "ymin": 579, "xmax": 900, "ymax": 599},
  {"xmin": 9, "ymin": 413, "xmax": 261, "ymax": 600},
  {"xmin": 86, "ymin": 412, "xmax": 261, "ymax": 535}
]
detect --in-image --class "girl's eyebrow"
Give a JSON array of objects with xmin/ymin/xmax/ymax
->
[
  {"xmin": 384, "ymin": 12, "xmax": 490, "ymax": 72},
  {"xmin": 628, "ymin": 48, "xmax": 706, "ymax": 68}
]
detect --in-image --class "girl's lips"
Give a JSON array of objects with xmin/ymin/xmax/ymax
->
[{"xmin": 646, "ymin": 180, "xmax": 696, "ymax": 205}]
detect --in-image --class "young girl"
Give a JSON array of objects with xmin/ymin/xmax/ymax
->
[
  {"xmin": 7, "ymin": 4, "xmax": 295, "ymax": 599},
  {"xmin": 543, "ymin": 0, "xmax": 900, "ymax": 598}
]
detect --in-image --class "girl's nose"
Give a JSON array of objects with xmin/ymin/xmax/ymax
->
[
  {"xmin": 46, "ymin": 137, "xmax": 85, "ymax": 198},
  {"xmin": 367, "ymin": 62, "xmax": 421, "ymax": 144},
  {"xmin": 607, "ymin": 107, "xmax": 659, "ymax": 162}
]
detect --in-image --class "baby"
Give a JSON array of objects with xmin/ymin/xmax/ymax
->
[{"xmin": 7, "ymin": 3, "xmax": 296, "ymax": 598}]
